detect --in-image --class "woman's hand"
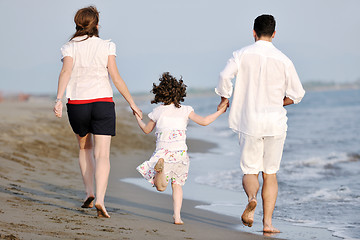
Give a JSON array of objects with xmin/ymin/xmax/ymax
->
[
  {"xmin": 131, "ymin": 104, "xmax": 143, "ymax": 119},
  {"xmin": 53, "ymin": 101, "xmax": 63, "ymax": 118}
]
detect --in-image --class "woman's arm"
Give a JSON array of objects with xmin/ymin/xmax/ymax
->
[
  {"xmin": 54, "ymin": 57, "xmax": 73, "ymax": 118},
  {"xmin": 107, "ymin": 55, "xmax": 143, "ymax": 119},
  {"xmin": 134, "ymin": 114, "xmax": 156, "ymax": 134},
  {"xmin": 189, "ymin": 104, "xmax": 227, "ymax": 126}
]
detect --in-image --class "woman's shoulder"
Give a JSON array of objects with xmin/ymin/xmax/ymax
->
[
  {"xmin": 95, "ymin": 37, "xmax": 116, "ymax": 54},
  {"xmin": 60, "ymin": 40, "xmax": 75, "ymax": 57},
  {"xmin": 64, "ymin": 36, "xmax": 115, "ymax": 45},
  {"xmin": 94, "ymin": 37, "xmax": 116, "ymax": 46},
  {"xmin": 61, "ymin": 39, "xmax": 74, "ymax": 48}
]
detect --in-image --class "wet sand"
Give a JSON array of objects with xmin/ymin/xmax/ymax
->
[{"xmin": 0, "ymin": 97, "xmax": 275, "ymax": 240}]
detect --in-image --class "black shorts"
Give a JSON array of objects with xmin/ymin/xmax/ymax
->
[{"xmin": 67, "ymin": 102, "xmax": 116, "ymax": 137}]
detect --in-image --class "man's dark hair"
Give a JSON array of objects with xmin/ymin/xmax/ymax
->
[{"xmin": 253, "ymin": 14, "xmax": 276, "ymax": 38}]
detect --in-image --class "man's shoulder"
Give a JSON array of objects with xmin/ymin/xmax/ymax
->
[
  {"xmin": 232, "ymin": 43, "xmax": 293, "ymax": 65},
  {"xmin": 234, "ymin": 43, "xmax": 255, "ymax": 53},
  {"xmin": 255, "ymin": 43, "xmax": 294, "ymax": 66},
  {"xmin": 231, "ymin": 43, "xmax": 255, "ymax": 59},
  {"xmin": 271, "ymin": 47, "xmax": 293, "ymax": 65}
]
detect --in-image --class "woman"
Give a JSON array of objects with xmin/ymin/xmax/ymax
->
[{"xmin": 53, "ymin": 6, "xmax": 142, "ymax": 218}]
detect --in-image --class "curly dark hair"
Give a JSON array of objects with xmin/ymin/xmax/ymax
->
[{"xmin": 151, "ymin": 72, "xmax": 187, "ymax": 108}]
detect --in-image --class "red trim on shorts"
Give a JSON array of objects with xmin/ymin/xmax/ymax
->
[{"xmin": 67, "ymin": 97, "xmax": 114, "ymax": 104}]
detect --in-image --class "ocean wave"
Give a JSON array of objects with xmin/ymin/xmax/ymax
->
[
  {"xmin": 194, "ymin": 152, "xmax": 360, "ymax": 194},
  {"xmin": 281, "ymin": 152, "xmax": 360, "ymax": 180},
  {"xmin": 194, "ymin": 169, "xmax": 243, "ymax": 191},
  {"xmin": 299, "ymin": 186, "xmax": 357, "ymax": 203}
]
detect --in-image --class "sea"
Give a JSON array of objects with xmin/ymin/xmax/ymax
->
[{"xmin": 121, "ymin": 88, "xmax": 360, "ymax": 240}]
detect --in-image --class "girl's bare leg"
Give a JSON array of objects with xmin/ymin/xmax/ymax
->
[
  {"xmin": 76, "ymin": 134, "xmax": 95, "ymax": 206},
  {"xmin": 93, "ymin": 135, "xmax": 111, "ymax": 218},
  {"xmin": 153, "ymin": 158, "xmax": 168, "ymax": 192},
  {"xmin": 172, "ymin": 183, "xmax": 184, "ymax": 224}
]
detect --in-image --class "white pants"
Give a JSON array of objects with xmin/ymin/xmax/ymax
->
[{"xmin": 239, "ymin": 132, "xmax": 286, "ymax": 174}]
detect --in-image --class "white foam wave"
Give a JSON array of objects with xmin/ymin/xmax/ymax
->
[
  {"xmin": 194, "ymin": 169, "xmax": 243, "ymax": 192},
  {"xmin": 283, "ymin": 152, "xmax": 349, "ymax": 168},
  {"xmin": 328, "ymin": 225, "xmax": 360, "ymax": 240},
  {"xmin": 298, "ymin": 186, "xmax": 360, "ymax": 204},
  {"xmin": 281, "ymin": 152, "xmax": 359, "ymax": 181}
]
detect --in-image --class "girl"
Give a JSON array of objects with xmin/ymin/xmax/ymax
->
[
  {"xmin": 53, "ymin": 6, "xmax": 142, "ymax": 218},
  {"xmin": 134, "ymin": 72, "xmax": 227, "ymax": 224}
]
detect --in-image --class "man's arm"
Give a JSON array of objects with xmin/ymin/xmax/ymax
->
[
  {"xmin": 285, "ymin": 63, "xmax": 305, "ymax": 104},
  {"xmin": 215, "ymin": 52, "xmax": 239, "ymax": 111},
  {"xmin": 215, "ymin": 53, "xmax": 239, "ymax": 99}
]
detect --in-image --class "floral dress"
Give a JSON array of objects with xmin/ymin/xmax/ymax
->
[{"xmin": 136, "ymin": 104, "xmax": 194, "ymax": 186}]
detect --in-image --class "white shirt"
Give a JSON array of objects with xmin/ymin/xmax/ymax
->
[
  {"xmin": 149, "ymin": 104, "xmax": 194, "ymax": 151},
  {"xmin": 215, "ymin": 40, "xmax": 305, "ymax": 137},
  {"xmin": 61, "ymin": 36, "xmax": 116, "ymax": 100}
]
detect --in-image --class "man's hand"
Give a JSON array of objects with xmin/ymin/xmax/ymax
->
[
  {"xmin": 283, "ymin": 97, "xmax": 294, "ymax": 106},
  {"xmin": 218, "ymin": 97, "xmax": 229, "ymax": 111}
]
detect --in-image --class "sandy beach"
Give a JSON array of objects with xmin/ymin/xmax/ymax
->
[{"xmin": 0, "ymin": 97, "xmax": 275, "ymax": 240}]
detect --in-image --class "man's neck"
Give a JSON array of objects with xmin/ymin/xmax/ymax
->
[{"xmin": 256, "ymin": 36, "xmax": 273, "ymax": 42}]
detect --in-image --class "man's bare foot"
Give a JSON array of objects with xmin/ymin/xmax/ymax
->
[
  {"xmin": 81, "ymin": 196, "xmax": 95, "ymax": 208},
  {"xmin": 241, "ymin": 198, "xmax": 257, "ymax": 227},
  {"xmin": 263, "ymin": 223, "xmax": 280, "ymax": 233},
  {"xmin": 154, "ymin": 158, "xmax": 164, "ymax": 173},
  {"xmin": 95, "ymin": 203, "xmax": 110, "ymax": 218},
  {"xmin": 173, "ymin": 215, "xmax": 184, "ymax": 225}
]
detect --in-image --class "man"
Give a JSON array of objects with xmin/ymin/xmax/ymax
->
[{"xmin": 215, "ymin": 14, "xmax": 305, "ymax": 233}]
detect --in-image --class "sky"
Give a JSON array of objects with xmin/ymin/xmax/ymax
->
[{"xmin": 0, "ymin": 0, "xmax": 359, "ymax": 94}]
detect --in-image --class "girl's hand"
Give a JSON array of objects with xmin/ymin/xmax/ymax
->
[
  {"xmin": 131, "ymin": 104, "xmax": 143, "ymax": 119},
  {"xmin": 133, "ymin": 110, "xmax": 142, "ymax": 120},
  {"xmin": 218, "ymin": 102, "xmax": 228, "ymax": 113},
  {"xmin": 217, "ymin": 97, "xmax": 229, "ymax": 112},
  {"xmin": 53, "ymin": 101, "xmax": 63, "ymax": 118}
]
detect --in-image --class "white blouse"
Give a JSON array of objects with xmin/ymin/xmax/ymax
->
[
  {"xmin": 216, "ymin": 40, "xmax": 305, "ymax": 137},
  {"xmin": 149, "ymin": 104, "xmax": 194, "ymax": 151},
  {"xmin": 61, "ymin": 36, "xmax": 116, "ymax": 100}
]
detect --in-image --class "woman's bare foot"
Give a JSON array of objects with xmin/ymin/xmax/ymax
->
[
  {"xmin": 81, "ymin": 196, "xmax": 95, "ymax": 208},
  {"xmin": 241, "ymin": 198, "xmax": 257, "ymax": 227},
  {"xmin": 263, "ymin": 223, "xmax": 280, "ymax": 233},
  {"xmin": 95, "ymin": 203, "xmax": 110, "ymax": 218},
  {"xmin": 173, "ymin": 215, "xmax": 184, "ymax": 225},
  {"xmin": 154, "ymin": 158, "xmax": 164, "ymax": 173}
]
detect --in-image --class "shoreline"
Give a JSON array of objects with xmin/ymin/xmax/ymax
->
[{"xmin": 0, "ymin": 98, "xmax": 274, "ymax": 240}]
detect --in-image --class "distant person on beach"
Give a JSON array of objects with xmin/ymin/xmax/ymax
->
[
  {"xmin": 135, "ymin": 72, "xmax": 227, "ymax": 225},
  {"xmin": 53, "ymin": 6, "xmax": 142, "ymax": 218},
  {"xmin": 215, "ymin": 14, "xmax": 305, "ymax": 233}
]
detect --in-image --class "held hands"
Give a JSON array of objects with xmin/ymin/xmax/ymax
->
[
  {"xmin": 218, "ymin": 102, "xmax": 228, "ymax": 113},
  {"xmin": 131, "ymin": 104, "xmax": 143, "ymax": 119},
  {"xmin": 217, "ymin": 97, "xmax": 229, "ymax": 113},
  {"xmin": 53, "ymin": 101, "xmax": 63, "ymax": 118}
]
